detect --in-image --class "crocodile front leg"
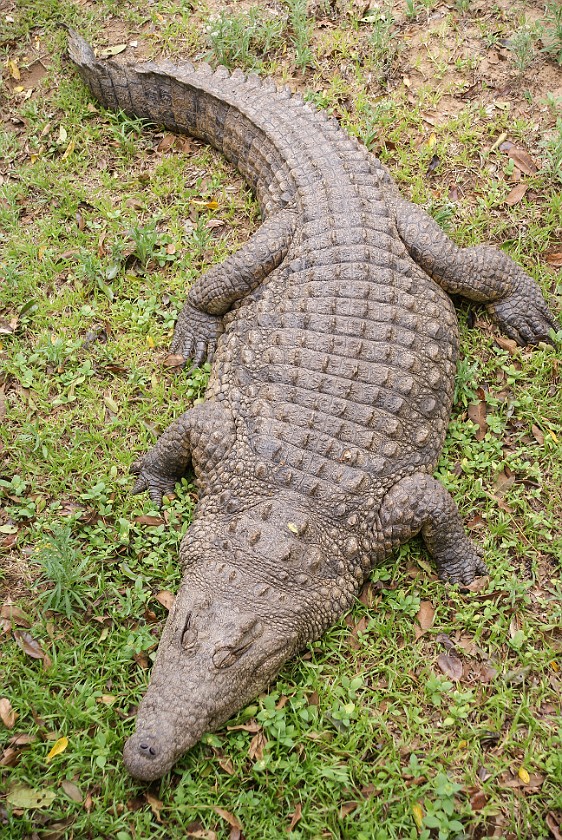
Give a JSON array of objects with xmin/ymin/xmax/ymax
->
[
  {"xmin": 379, "ymin": 473, "xmax": 488, "ymax": 585},
  {"xmin": 131, "ymin": 402, "xmax": 236, "ymax": 506},
  {"xmin": 171, "ymin": 209, "xmax": 297, "ymax": 365},
  {"xmin": 388, "ymin": 195, "xmax": 558, "ymax": 345}
]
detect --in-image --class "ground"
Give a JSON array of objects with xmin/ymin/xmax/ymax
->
[{"xmin": 0, "ymin": 0, "xmax": 561, "ymax": 838}]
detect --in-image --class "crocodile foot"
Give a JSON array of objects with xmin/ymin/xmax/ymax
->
[{"xmin": 170, "ymin": 303, "xmax": 223, "ymax": 366}]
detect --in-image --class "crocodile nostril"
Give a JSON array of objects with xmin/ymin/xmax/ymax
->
[{"xmin": 139, "ymin": 742, "xmax": 159, "ymax": 757}]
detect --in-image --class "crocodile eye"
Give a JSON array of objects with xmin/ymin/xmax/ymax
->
[{"xmin": 179, "ymin": 612, "xmax": 198, "ymax": 652}]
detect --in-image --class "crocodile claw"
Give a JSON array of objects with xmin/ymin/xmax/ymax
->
[
  {"xmin": 170, "ymin": 303, "xmax": 223, "ymax": 367},
  {"xmin": 488, "ymin": 287, "xmax": 559, "ymax": 346},
  {"xmin": 129, "ymin": 460, "xmax": 176, "ymax": 508}
]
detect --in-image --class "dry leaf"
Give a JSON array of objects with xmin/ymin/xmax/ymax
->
[
  {"xmin": 469, "ymin": 789, "xmax": 488, "ymax": 811},
  {"xmin": 0, "ymin": 697, "xmax": 17, "ymax": 729},
  {"xmin": 154, "ymin": 591, "xmax": 175, "ymax": 610},
  {"xmin": 348, "ymin": 615, "xmax": 369, "ymax": 649},
  {"xmin": 213, "ymin": 807, "xmax": 242, "ymax": 830},
  {"xmin": 248, "ymin": 730, "xmax": 266, "ymax": 762},
  {"xmin": 13, "ymin": 630, "xmax": 49, "ymax": 662},
  {"xmin": 494, "ymin": 470, "xmax": 515, "ymax": 495},
  {"xmin": 340, "ymin": 801, "xmax": 358, "ymax": 818},
  {"xmin": 99, "ymin": 44, "xmax": 128, "ymax": 57},
  {"xmin": 46, "ymin": 736, "xmax": 68, "ymax": 762},
  {"xmin": 61, "ymin": 780, "xmax": 82, "ymax": 803},
  {"xmin": 517, "ymin": 766, "xmax": 530, "ymax": 785},
  {"xmin": 467, "ymin": 401, "xmax": 488, "ymax": 440},
  {"xmin": 414, "ymin": 600, "xmax": 434, "ymax": 640},
  {"xmin": 437, "ymin": 653, "xmax": 463, "ymax": 681},
  {"xmin": 544, "ymin": 250, "xmax": 562, "ymax": 268},
  {"xmin": 163, "ymin": 353, "xmax": 186, "ymax": 368},
  {"xmin": 146, "ymin": 792, "xmax": 164, "ymax": 822},
  {"xmin": 495, "ymin": 336, "xmax": 519, "ymax": 354},
  {"xmin": 1, "ymin": 604, "xmax": 31, "ymax": 627},
  {"xmin": 532, "ymin": 425, "xmax": 545, "ymax": 445},
  {"xmin": 218, "ymin": 756, "xmax": 235, "ymax": 775},
  {"xmin": 508, "ymin": 147, "xmax": 539, "ymax": 175},
  {"xmin": 227, "ymin": 722, "xmax": 261, "ymax": 733},
  {"xmin": 157, "ymin": 133, "xmax": 177, "ymax": 153},
  {"xmin": 412, "ymin": 802, "xmax": 424, "ymax": 829},
  {"xmin": 287, "ymin": 803, "xmax": 302, "ymax": 832},
  {"xmin": 504, "ymin": 183, "xmax": 528, "ymax": 206},
  {"xmin": 133, "ymin": 651, "xmax": 150, "ymax": 669},
  {"xmin": 0, "ymin": 747, "xmax": 19, "ymax": 767},
  {"xmin": 7, "ymin": 783, "xmax": 56, "ymax": 809},
  {"xmin": 135, "ymin": 515, "xmax": 166, "ymax": 527},
  {"xmin": 546, "ymin": 813, "xmax": 562, "ymax": 840},
  {"xmin": 8, "ymin": 59, "xmax": 21, "ymax": 80}
]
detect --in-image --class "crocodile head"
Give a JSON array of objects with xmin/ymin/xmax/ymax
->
[{"xmin": 123, "ymin": 575, "xmax": 297, "ymax": 780}]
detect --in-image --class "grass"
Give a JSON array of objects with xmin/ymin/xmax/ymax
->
[{"xmin": 1, "ymin": 0, "xmax": 561, "ymax": 838}]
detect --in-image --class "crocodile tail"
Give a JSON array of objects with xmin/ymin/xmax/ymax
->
[{"xmin": 67, "ymin": 29, "xmax": 250, "ymax": 153}]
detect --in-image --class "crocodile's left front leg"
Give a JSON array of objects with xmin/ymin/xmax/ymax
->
[
  {"xmin": 379, "ymin": 473, "xmax": 488, "ymax": 585},
  {"xmin": 171, "ymin": 209, "xmax": 297, "ymax": 365},
  {"xmin": 380, "ymin": 174, "xmax": 558, "ymax": 344}
]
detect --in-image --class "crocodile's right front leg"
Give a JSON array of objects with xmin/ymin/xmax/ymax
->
[
  {"xmin": 131, "ymin": 402, "xmax": 236, "ymax": 506},
  {"xmin": 171, "ymin": 208, "xmax": 297, "ymax": 366}
]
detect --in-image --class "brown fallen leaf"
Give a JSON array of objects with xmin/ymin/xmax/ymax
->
[
  {"xmin": 0, "ymin": 747, "xmax": 19, "ymax": 767},
  {"xmin": 0, "ymin": 603, "xmax": 31, "ymax": 627},
  {"xmin": 348, "ymin": 615, "xmax": 369, "ymax": 649},
  {"xmin": 494, "ymin": 469, "xmax": 515, "ymax": 495},
  {"xmin": 162, "ymin": 353, "xmax": 186, "ymax": 368},
  {"xmin": 135, "ymin": 515, "xmax": 166, "ymax": 527},
  {"xmin": 157, "ymin": 132, "xmax": 177, "ymax": 153},
  {"xmin": 213, "ymin": 807, "xmax": 242, "ymax": 830},
  {"xmin": 146, "ymin": 792, "xmax": 164, "ymax": 822},
  {"xmin": 227, "ymin": 721, "xmax": 261, "ymax": 733},
  {"xmin": 287, "ymin": 803, "xmax": 302, "ymax": 832},
  {"xmin": 508, "ymin": 147, "xmax": 539, "ymax": 175},
  {"xmin": 13, "ymin": 630, "xmax": 51, "ymax": 668},
  {"xmin": 532, "ymin": 424, "xmax": 545, "ymax": 445},
  {"xmin": 61, "ymin": 779, "xmax": 82, "ymax": 803},
  {"xmin": 464, "ymin": 575, "xmax": 489, "ymax": 593},
  {"xmin": 0, "ymin": 697, "xmax": 17, "ymax": 728},
  {"xmin": 469, "ymin": 789, "xmax": 488, "ymax": 811},
  {"xmin": 544, "ymin": 250, "xmax": 562, "ymax": 268},
  {"xmin": 248, "ymin": 730, "xmax": 266, "ymax": 762},
  {"xmin": 133, "ymin": 651, "xmax": 150, "ymax": 669},
  {"xmin": 467, "ymin": 401, "xmax": 488, "ymax": 440},
  {"xmin": 414, "ymin": 600, "xmax": 434, "ymax": 641},
  {"xmin": 546, "ymin": 813, "xmax": 562, "ymax": 840},
  {"xmin": 218, "ymin": 755, "xmax": 235, "ymax": 775},
  {"xmin": 340, "ymin": 801, "xmax": 358, "ymax": 818},
  {"xmin": 154, "ymin": 591, "xmax": 175, "ymax": 611},
  {"xmin": 495, "ymin": 336, "xmax": 519, "ymax": 355},
  {"xmin": 437, "ymin": 653, "xmax": 463, "ymax": 681},
  {"xmin": 504, "ymin": 183, "xmax": 528, "ymax": 206}
]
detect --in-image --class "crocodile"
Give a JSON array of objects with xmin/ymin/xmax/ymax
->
[{"xmin": 68, "ymin": 31, "xmax": 558, "ymax": 781}]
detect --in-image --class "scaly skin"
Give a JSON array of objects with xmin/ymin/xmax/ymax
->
[{"xmin": 68, "ymin": 31, "xmax": 559, "ymax": 781}]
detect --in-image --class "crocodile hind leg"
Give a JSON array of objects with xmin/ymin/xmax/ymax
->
[
  {"xmin": 171, "ymin": 209, "xmax": 297, "ymax": 365},
  {"xmin": 381, "ymin": 178, "xmax": 558, "ymax": 344},
  {"xmin": 131, "ymin": 402, "xmax": 236, "ymax": 506},
  {"xmin": 378, "ymin": 473, "xmax": 488, "ymax": 585}
]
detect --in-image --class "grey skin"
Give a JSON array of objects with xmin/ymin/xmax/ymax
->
[{"xmin": 68, "ymin": 31, "xmax": 559, "ymax": 781}]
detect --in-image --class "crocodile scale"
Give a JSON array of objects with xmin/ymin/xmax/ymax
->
[{"xmin": 68, "ymin": 31, "xmax": 559, "ymax": 781}]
